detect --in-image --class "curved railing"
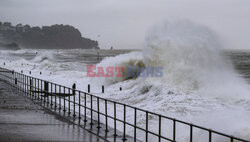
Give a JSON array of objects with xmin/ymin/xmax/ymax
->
[{"xmin": 0, "ymin": 67, "xmax": 249, "ymax": 142}]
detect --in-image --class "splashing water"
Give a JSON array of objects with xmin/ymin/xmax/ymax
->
[
  {"xmin": 95, "ymin": 20, "xmax": 250, "ymax": 141},
  {"xmin": 1, "ymin": 20, "xmax": 250, "ymax": 141}
]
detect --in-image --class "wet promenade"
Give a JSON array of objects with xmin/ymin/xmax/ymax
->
[{"xmin": 0, "ymin": 79, "xmax": 105, "ymax": 142}]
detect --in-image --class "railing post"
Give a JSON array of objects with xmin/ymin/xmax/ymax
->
[
  {"xmin": 73, "ymin": 83, "xmax": 76, "ymax": 117},
  {"xmin": 84, "ymin": 93, "xmax": 87, "ymax": 122},
  {"xmin": 159, "ymin": 115, "xmax": 161, "ymax": 142},
  {"xmin": 134, "ymin": 108, "xmax": 137, "ymax": 142},
  {"xmin": 68, "ymin": 88, "xmax": 71, "ymax": 114},
  {"xmin": 18, "ymin": 73, "xmax": 20, "ymax": 92},
  {"xmin": 30, "ymin": 78, "xmax": 33, "ymax": 98},
  {"xmin": 209, "ymin": 131, "xmax": 212, "ymax": 142},
  {"xmin": 15, "ymin": 78, "xmax": 17, "ymax": 85},
  {"xmin": 25, "ymin": 76, "xmax": 27, "ymax": 95},
  {"xmin": 27, "ymin": 76, "xmax": 29, "ymax": 96},
  {"xmin": 97, "ymin": 97, "xmax": 100, "ymax": 128},
  {"xmin": 44, "ymin": 81, "xmax": 49, "ymax": 97},
  {"xmin": 59, "ymin": 85, "xmax": 61, "ymax": 110},
  {"xmin": 22, "ymin": 74, "xmax": 24, "ymax": 94},
  {"xmin": 34, "ymin": 78, "xmax": 37, "ymax": 99},
  {"xmin": 50, "ymin": 83, "xmax": 53, "ymax": 107},
  {"xmin": 17, "ymin": 73, "xmax": 20, "ymax": 92},
  {"xmin": 18, "ymin": 73, "xmax": 20, "ymax": 91},
  {"xmin": 54, "ymin": 84, "xmax": 57, "ymax": 109},
  {"xmin": 90, "ymin": 95, "xmax": 93, "ymax": 126},
  {"xmin": 190, "ymin": 125, "xmax": 193, "ymax": 142},
  {"xmin": 123, "ymin": 104, "xmax": 127, "ymax": 141},
  {"xmin": 22, "ymin": 74, "xmax": 24, "ymax": 93},
  {"xmin": 41, "ymin": 80, "xmax": 43, "ymax": 102},
  {"xmin": 88, "ymin": 84, "xmax": 90, "ymax": 93},
  {"xmin": 114, "ymin": 102, "xmax": 117, "ymax": 136},
  {"xmin": 21, "ymin": 74, "xmax": 23, "ymax": 93},
  {"xmin": 72, "ymin": 83, "xmax": 76, "ymax": 95},
  {"xmin": 14, "ymin": 72, "xmax": 17, "ymax": 89},
  {"xmin": 47, "ymin": 82, "xmax": 49, "ymax": 105},
  {"xmin": 37, "ymin": 79, "xmax": 39, "ymax": 100},
  {"xmin": 63, "ymin": 86, "xmax": 66, "ymax": 112},
  {"xmin": 78, "ymin": 91, "xmax": 81, "ymax": 119},
  {"xmin": 105, "ymin": 100, "xmax": 108, "ymax": 132},
  {"xmin": 173, "ymin": 119, "xmax": 176, "ymax": 141},
  {"xmin": 20, "ymin": 74, "xmax": 22, "ymax": 92},
  {"xmin": 146, "ymin": 111, "xmax": 148, "ymax": 142},
  {"xmin": 12, "ymin": 70, "xmax": 15, "ymax": 87}
]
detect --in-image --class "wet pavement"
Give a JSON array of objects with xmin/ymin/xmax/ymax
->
[{"xmin": 0, "ymin": 79, "xmax": 106, "ymax": 142}]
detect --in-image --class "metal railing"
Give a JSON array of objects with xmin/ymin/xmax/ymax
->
[{"xmin": 0, "ymin": 67, "xmax": 249, "ymax": 142}]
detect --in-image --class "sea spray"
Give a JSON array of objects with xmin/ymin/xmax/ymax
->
[
  {"xmin": 95, "ymin": 20, "xmax": 250, "ymax": 141},
  {"xmin": 31, "ymin": 50, "xmax": 55, "ymax": 63},
  {"xmin": 0, "ymin": 21, "xmax": 250, "ymax": 141},
  {"xmin": 143, "ymin": 20, "xmax": 250, "ymax": 100},
  {"xmin": 91, "ymin": 52, "xmax": 144, "ymax": 85},
  {"xmin": 95, "ymin": 20, "xmax": 250, "ymax": 100}
]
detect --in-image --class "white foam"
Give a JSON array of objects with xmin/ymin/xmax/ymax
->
[{"xmin": 1, "ymin": 20, "xmax": 250, "ymax": 141}]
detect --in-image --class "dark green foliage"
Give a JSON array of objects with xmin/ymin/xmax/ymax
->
[{"xmin": 0, "ymin": 22, "xmax": 99, "ymax": 49}]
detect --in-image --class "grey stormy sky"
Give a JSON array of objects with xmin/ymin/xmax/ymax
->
[{"xmin": 0, "ymin": 0, "xmax": 249, "ymax": 49}]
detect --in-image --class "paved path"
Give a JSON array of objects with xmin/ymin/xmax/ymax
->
[{"xmin": 0, "ymin": 79, "xmax": 105, "ymax": 142}]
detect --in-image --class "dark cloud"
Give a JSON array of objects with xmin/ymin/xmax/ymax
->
[{"xmin": 0, "ymin": 0, "xmax": 249, "ymax": 49}]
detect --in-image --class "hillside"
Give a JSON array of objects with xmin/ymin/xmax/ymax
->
[{"xmin": 0, "ymin": 22, "xmax": 99, "ymax": 49}]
